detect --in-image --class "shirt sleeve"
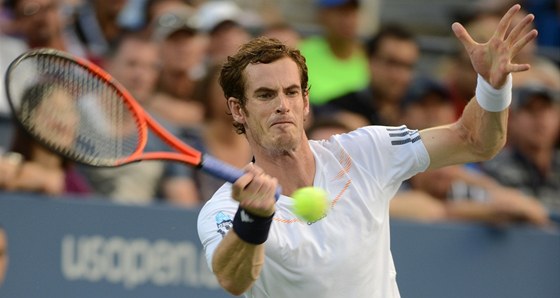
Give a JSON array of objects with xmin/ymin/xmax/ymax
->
[
  {"xmin": 197, "ymin": 183, "xmax": 238, "ymax": 271},
  {"xmin": 333, "ymin": 125, "xmax": 430, "ymax": 188}
]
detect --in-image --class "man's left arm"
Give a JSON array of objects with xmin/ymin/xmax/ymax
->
[{"xmin": 421, "ymin": 4, "xmax": 538, "ymax": 169}]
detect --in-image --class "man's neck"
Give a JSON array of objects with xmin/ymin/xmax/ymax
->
[{"xmin": 252, "ymin": 139, "xmax": 316, "ymax": 196}]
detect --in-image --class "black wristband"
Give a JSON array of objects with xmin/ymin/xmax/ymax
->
[{"xmin": 232, "ymin": 207, "xmax": 274, "ymax": 245}]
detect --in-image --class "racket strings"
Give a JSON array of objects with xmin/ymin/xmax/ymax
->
[{"xmin": 8, "ymin": 53, "xmax": 141, "ymax": 166}]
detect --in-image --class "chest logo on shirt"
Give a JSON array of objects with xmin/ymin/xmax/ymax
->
[{"xmin": 215, "ymin": 212, "xmax": 233, "ymax": 238}]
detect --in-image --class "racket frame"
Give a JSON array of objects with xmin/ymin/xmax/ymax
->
[
  {"xmin": 5, "ymin": 48, "xmax": 280, "ymax": 199},
  {"xmin": 5, "ymin": 48, "xmax": 202, "ymax": 167}
]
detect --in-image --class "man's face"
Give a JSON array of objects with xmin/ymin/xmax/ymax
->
[
  {"xmin": 230, "ymin": 57, "xmax": 309, "ymax": 153},
  {"xmin": 15, "ymin": 0, "xmax": 63, "ymax": 46},
  {"xmin": 369, "ymin": 37, "xmax": 419, "ymax": 102},
  {"xmin": 0, "ymin": 229, "xmax": 8, "ymax": 286},
  {"xmin": 510, "ymin": 96, "xmax": 560, "ymax": 149},
  {"xmin": 108, "ymin": 39, "xmax": 161, "ymax": 103}
]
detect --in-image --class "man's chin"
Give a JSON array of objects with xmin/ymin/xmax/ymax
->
[{"xmin": 267, "ymin": 136, "xmax": 299, "ymax": 153}]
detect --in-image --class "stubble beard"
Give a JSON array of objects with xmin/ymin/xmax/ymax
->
[{"xmin": 250, "ymin": 128, "xmax": 300, "ymax": 158}]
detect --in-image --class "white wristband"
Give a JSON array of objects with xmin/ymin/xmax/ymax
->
[{"xmin": 475, "ymin": 74, "xmax": 512, "ymax": 112}]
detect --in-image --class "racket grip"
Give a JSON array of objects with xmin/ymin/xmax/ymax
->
[{"xmin": 200, "ymin": 155, "xmax": 281, "ymax": 201}]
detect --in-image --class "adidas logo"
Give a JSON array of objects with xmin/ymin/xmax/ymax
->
[{"xmin": 240, "ymin": 210, "xmax": 254, "ymax": 223}]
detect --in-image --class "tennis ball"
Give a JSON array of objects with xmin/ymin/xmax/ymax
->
[{"xmin": 291, "ymin": 187, "xmax": 329, "ymax": 222}]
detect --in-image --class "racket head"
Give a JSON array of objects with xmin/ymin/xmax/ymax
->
[{"xmin": 4, "ymin": 48, "xmax": 148, "ymax": 167}]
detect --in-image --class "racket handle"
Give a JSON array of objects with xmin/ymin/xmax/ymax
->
[{"xmin": 200, "ymin": 155, "xmax": 281, "ymax": 201}]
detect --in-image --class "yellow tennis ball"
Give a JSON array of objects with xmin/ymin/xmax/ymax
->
[{"xmin": 291, "ymin": 187, "xmax": 329, "ymax": 222}]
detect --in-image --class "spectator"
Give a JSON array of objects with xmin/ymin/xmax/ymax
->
[
  {"xmin": 0, "ymin": 0, "xmax": 16, "ymax": 34},
  {"xmin": 261, "ymin": 22, "xmax": 301, "ymax": 49},
  {"xmin": 195, "ymin": 0, "xmax": 253, "ymax": 67},
  {"xmin": 392, "ymin": 164, "xmax": 551, "ymax": 227},
  {"xmin": 0, "ymin": 0, "xmax": 27, "ymax": 150},
  {"xmin": 1, "ymin": 0, "xmax": 87, "ymax": 153},
  {"xmin": 306, "ymin": 117, "xmax": 353, "ymax": 141},
  {"xmin": 398, "ymin": 76, "xmax": 455, "ymax": 129},
  {"xmin": 6, "ymin": 0, "xmax": 85, "ymax": 55},
  {"xmin": 506, "ymin": 5, "xmax": 560, "ymax": 89},
  {"xmin": 437, "ymin": 14, "xmax": 493, "ymax": 119},
  {"xmin": 70, "ymin": 0, "xmax": 129, "ymax": 64},
  {"xmin": 317, "ymin": 23, "xmax": 419, "ymax": 127},
  {"xmin": 0, "ymin": 225, "xmax": 6, "ymax": 287},
  {"xmin": 78, "ymin": 33, "xmax": 200, "ymax": 207},
  {"xmin": 150, "ymin": 10, "xmax": 206, "ymax": 128},
  {"xmin": 0, "ymin": 83, "xmax": 91, "ymax": 196},
  {"xmin": 524, "ymin": 0, "xmax": 560, "ymax": 51},
  {"xmin": 299, "ymin": 0, "xmax": 369, "ymax": 105},
  {"xmin": 142, "ymin": 0, "xmax": 195, "ymax": 39},
  {"xmin": 481, "ymin": 84, "xmax": 560, "ymax": 216},
  {"xmin": 390, "ymin": 76, "xmax": 550, "ymax": 227},
  {"xmin": 439, "ymin": 4, "xmax": 560, "ymax": 119}
]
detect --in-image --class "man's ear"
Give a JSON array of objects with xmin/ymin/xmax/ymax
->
[
  {"xmin": 227, "ymin": 97, "xmax": 246, "ymax": 124},
  {"xmin": 303, "ymin": 92, "xmax": 311, "ymax": 118}
]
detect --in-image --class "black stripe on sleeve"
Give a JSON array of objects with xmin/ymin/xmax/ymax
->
[{"xmin": 389, "ymin": 128, "xmax": 421, "ymax": 146}]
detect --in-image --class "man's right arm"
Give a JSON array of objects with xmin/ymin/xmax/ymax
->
[
  {"xmin": 211, "ymin": 231, "xmax": 266, "ymax": 296},
  {"xmin": 209, "ymin": 163, "xmax": 277, "ymax": 296}
]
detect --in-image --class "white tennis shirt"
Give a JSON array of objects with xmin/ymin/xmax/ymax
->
[{"xmin": 197, "ymin": 125, "xmax": 430, "ymax": 298}]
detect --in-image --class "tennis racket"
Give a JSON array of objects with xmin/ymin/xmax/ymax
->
[{"xmin": 4, "ymin": 48, "xmax": 281, "ymax": 199}]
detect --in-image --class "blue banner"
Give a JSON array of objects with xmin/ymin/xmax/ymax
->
[
  {"xmin": 0, "ymin": 193, "xmax": 231, "ymax": 298},
  {"xmin": 0, "ymin": 192, "xmax": 559, "ymax": 298}
]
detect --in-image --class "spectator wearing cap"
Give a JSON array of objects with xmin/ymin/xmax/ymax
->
[
  {"xmin": 481, "ymin": 84, "xmax": 560, "ymax": 216},
  {"xmin": 399, "ymin": 76, "xmax": 455, "ymax": 129},
  {"xmin": 389, "ymin": 77, "xmax": 551, "ymax": 227},
  {"xmin": 299, "ymin": 0, "xmax": 369, "ymax": 106},
  {"xmin": 148, "ymin": 8, "xmax": 206, "ymax": 129},
  {"xmin": 195, "ymin": 0, "xmax": 253, "ymax": 67},
  {"xmin": 143, "ymin": 0, "xmax": 197, "ymax": 39}
]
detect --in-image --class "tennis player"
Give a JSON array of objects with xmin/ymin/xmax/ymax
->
[{"xmin": 198, "ymin": 5, "xmax": 536, "ymax": 297}]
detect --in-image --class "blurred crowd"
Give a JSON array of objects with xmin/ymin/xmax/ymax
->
[{"xmin": 0, "ymin": 0, "xmax": 558, "ymax": 229}]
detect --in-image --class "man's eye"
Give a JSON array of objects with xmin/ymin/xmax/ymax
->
[
  {"xmin": 287, "ymin": 90, "xmax": 300, "ymax": 96},
  {"xmin": 257, "ymin": 93, "xmax": 274, "ymax": 99}
]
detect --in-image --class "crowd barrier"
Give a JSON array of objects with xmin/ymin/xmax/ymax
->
[{"xmin": 0, "ymin": 192, "xmax": 558, "ymax": 298}]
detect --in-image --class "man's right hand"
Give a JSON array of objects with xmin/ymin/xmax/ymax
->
[{"xmin": 231, "ymin": 163, "xmax": 277, "ymax": 218}]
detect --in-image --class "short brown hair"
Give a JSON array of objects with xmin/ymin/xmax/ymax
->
[{"xmin": 219, "ymin": 36, "xmax": 309, "ymax": 134}]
